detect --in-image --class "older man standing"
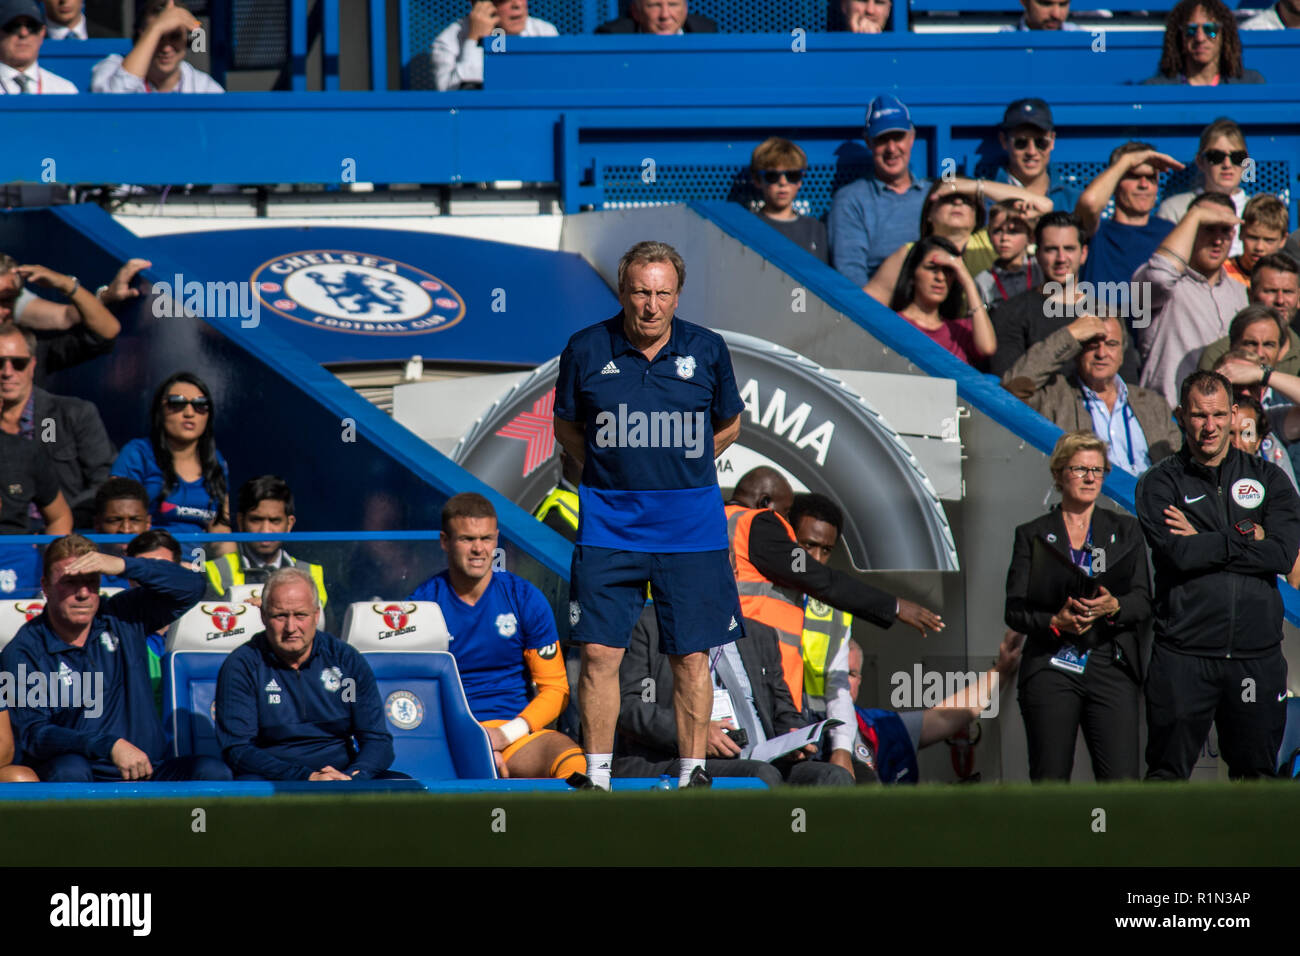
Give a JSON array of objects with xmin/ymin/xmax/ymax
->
[
  {"xmin": 553, "ymin": 240, "xmax": 744, "ymax": 790},
  {"xmin": 215, "ymin": 567, "xmax": 395, "ymax": 781},
  {"xmin": 828, "ymin": 94, "xmax": 931, "ymax": 286}
]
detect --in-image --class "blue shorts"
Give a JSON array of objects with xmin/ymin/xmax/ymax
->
[{"xmin": 568, "ymin": 546, "xmax": 743, "ymax": 656}]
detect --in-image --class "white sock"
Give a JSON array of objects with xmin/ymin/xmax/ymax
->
[
  {"xmin": 585, "ymin": 753, "xmax": 612, "ymax": 790},
  {"xmin": 679, "ymin": 757, "xmax": 706, "ymax": 787}
]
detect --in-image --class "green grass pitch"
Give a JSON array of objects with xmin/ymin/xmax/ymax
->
[{"xmin": 1, "ymin": 782, "xmax": 1296, "ymax": 866}]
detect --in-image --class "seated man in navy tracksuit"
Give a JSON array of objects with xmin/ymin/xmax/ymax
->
[
  {"xmin": 0, "ymin": 535, "xmax": 231, "ymax": 782},
  {"xmin": 215, "ymin": 566, "xmax": 396, "ymax": 780}
]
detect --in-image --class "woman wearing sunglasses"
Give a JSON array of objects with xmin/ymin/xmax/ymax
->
[
  {"xmin": 1155, "ymin": 118, "xmax": 1251, "ymax": 256},
  {"xmin": 865, "ymin": 176, "xmax": 1052, "ymax": 307},
  {"xmin": 1004, "ymin": 431, "xmax": 1150, "ymax": 781},
  {"xmin": 1144, "ymin": 0, "xmax": 1264, "ymax": 85},
  {"xmin": 111, "ymin": 371, "xmax": 231, "ymax": 546},
  {"xmin": 885, "ymin": 235, "xmax": 996, "ymax": 367}
]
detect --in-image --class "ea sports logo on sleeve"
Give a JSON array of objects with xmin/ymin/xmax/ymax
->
[
  {"xmin": 251, "ymin": 250, "xmax": 465, "ymax": 335},
  {"xmin": 1231, "ymin": 478, "xmax": 1265, "ymax": 509}
]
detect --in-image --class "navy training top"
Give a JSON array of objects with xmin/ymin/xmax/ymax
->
[
  {"xmin": 0, "ymin": 557, "xmax": 204, "ymax": 768},
  {"xmin": 215, "ymin": 630, "xmax": 394, "ymax": 780},
  {"xmin": 554, "ymin": 314, "xmax": 743, "ymax": 552}
]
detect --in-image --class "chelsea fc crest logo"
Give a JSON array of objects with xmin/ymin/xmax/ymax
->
[
  {"xmin": 386, "ymin": 690, "xmax": 424, "ymax": 730},
  {"xmin": 675, "ymin": 355, "xmax": 696, "ymax": 379},
  {"xmin": 252, "ymin": 250, "xmax": 466, "ymax": 336}
]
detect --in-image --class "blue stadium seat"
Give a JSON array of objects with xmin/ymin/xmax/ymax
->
[
  {"xmin": 164, "ymin": 650, "xmax": 226, "ymax": 759},
  {"xmin": 364, "ymin": 650, "xmax": 497, "ymax": 780}
]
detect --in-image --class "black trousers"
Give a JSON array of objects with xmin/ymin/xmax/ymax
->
[
  {"xmin": 1018, "ymin": 643, "xmax": 1141, "ymax": 782},
  {"xmin": 1144, "ymin": 643, "xmax": 1288, "ymax": 781},
  {"xmin": 613, "ymin": 755, "xmax": 853, "ymax": 786}
]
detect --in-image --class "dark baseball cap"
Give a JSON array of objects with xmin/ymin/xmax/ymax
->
[
  {"xmin": 0, "ymin": 0, "xmax": 43, "ymax": 28},
  {"xmin": 1001, "ymin": 98, "xmax": 1054, "ymax": 133}
]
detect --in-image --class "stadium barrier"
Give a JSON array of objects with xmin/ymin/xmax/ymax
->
[{"xmin": 483, "ymin": 32, "xmax": 1300, "ymax": 92}]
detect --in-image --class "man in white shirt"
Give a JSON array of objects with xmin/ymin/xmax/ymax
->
[
  {"xmin": 1241, "ymin": 0, "xmax": 1300, "ymax": 28},
  {"xmin": 0, "ymin": 0, "xmax": 77, "ymax": 93},
  {"xmin": 91, "ymin": 0, "xmax": 222, "ymax": 93},
  {"xmin": 43, "ymin": 0, "xmax": 96, "ymax": 39},
  {"xmin": 433, "ymin": 0, "xmax": 557, "ymax": 91}
]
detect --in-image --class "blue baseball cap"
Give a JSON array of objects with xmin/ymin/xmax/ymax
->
[{"xmin": 865, "ymin": 95, "xmax": 913, "ymax": 142}]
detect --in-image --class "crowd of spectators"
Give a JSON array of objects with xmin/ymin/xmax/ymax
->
[{"xmin": 0, "ymin": 0, "xmax": 222, "ymax": 94}]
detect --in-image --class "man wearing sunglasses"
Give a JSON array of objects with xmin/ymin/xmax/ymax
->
[
  {"xmin": 0, "ymin": 255, "xmax": 128, "ymax": 388},
  {"xmin": 828, "ymin": 94, "xmax": 931, "ymax": 287},
  {"xmin": 1242, "ymin": 0, "xmax": 1300, "ymax": 28},
  {"xmin": 0, "ymin": 0, "xmax": 76, "ymax": 93},
  {"xmin": 90, "ymin": 0, "xmax": 221, "ymax": 93},
  {"xmin": 994, "ymin": 98, "xmax": 1081, "ymax": 219},
  {"xmin": 0, "ymin": 324, "xmax": 113, "ymax": 529}
]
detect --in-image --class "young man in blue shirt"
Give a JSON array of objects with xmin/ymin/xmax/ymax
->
[
  {"xmin": 215, "ymin": 566, "xmax": 394, "ymax": 781},
  {"xmin": 410, "ymin": 492, "xmax": 583, "ymax": 779},
  {"xmin": 553, "ymin": 241, "xmax": 745, "ymax": 790},
  {"xmin": 0, "ymin": 534, "xmax": 230, "ymax": 781}
]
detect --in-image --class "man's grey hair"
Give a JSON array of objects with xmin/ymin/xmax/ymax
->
[{"xmin": 262, "ymin": 566, "xmax": 319, "ymax": 611}]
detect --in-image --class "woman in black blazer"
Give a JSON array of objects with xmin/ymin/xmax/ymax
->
[{"xmin": 1004, "ymin": 431, "xmax": 1151, "ymax": 781}]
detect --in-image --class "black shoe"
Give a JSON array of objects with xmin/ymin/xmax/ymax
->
[
  {"xmin": 682, "ymin": 766, "xmax": 712, "ymax": 789},
  {"xmin": 566, "ymin": 771, "xmax": 608, "ymax": 791}
]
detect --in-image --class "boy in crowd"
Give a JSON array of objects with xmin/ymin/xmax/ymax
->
[
  {"xmin": 750, "ymin": 137, "xmax": 829, "ymax": 264},
  {"xmin": 1224, "ymin": 195, "xmax": 1289, "ymax": 287},
  {"xmin": 975, "ymin": 200, "xmax": 1038, "ymax": 313}
]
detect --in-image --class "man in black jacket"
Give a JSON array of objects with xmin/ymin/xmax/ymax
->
[
  {"xmin": 615, "ymin": 606, "xmax": 853, "ymax": 786},
  {"xmin": 0, "ymin": 324, "xmax": 114, "ymax": 527},
  {"xmin": 595, "ymin": 0, "xmax": 717, "ymax": 34},
  {"xmin": 1135, "ymin": 369, "xmax": 1300, "ymax": 779}
]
